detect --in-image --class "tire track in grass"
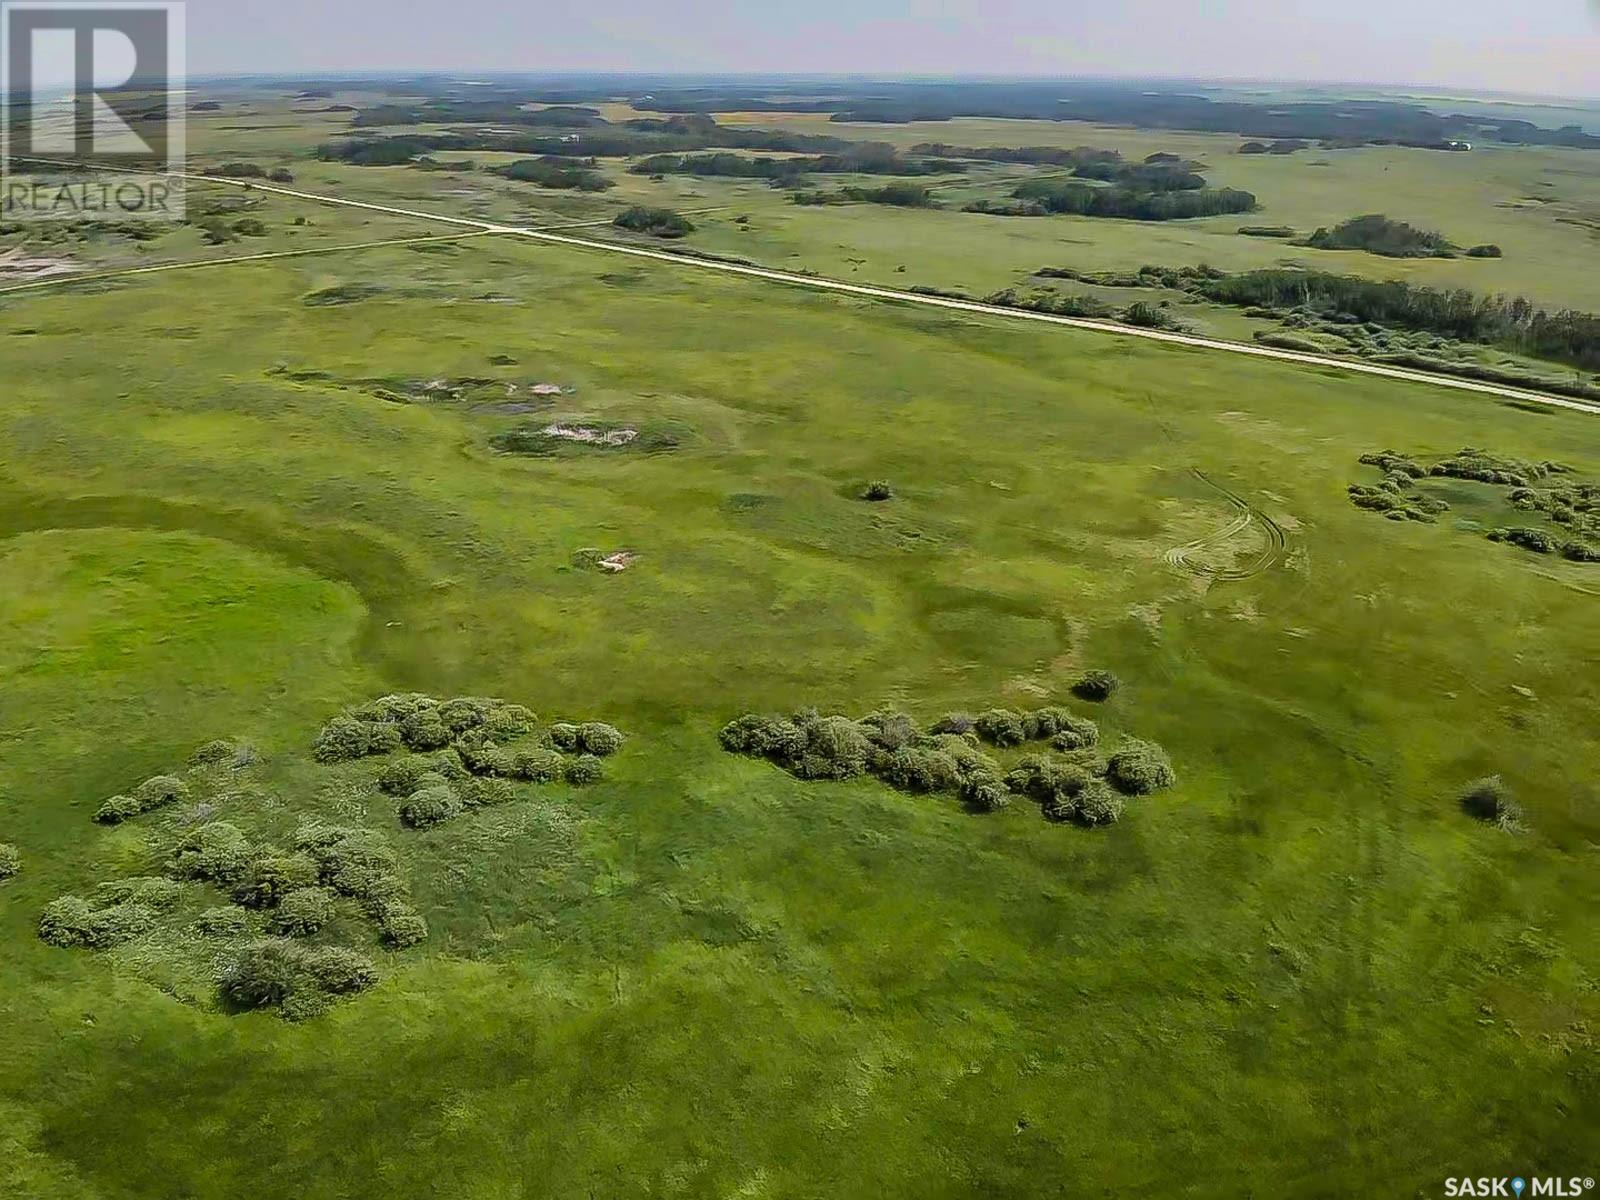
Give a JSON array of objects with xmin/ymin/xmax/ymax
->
[{"xmin": 1164, "ymin": 468, "xmax": 1287, "ymax": 582}]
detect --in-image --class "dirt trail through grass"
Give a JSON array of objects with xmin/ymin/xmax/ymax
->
[{"xmin": 1164, "ymin": 468, "xmax": 1288, "ymax": 582}]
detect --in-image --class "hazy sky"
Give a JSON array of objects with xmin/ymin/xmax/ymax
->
[{"xmin": 190, "ymin": 0, "xmax": 1600, "ymax": 99}]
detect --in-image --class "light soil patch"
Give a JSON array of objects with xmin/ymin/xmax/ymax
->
[
  {"xmin": 0, "ymin": 246, "xmax": 75, "ymax": 281},
  {"xmin": 543, "ymin": 423, "xmax": 638, "ymax": 446}
]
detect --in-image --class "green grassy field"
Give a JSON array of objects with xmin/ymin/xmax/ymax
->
[{"xmin": 1, "ymin": 95, "xmax": 1598, "ymax": 1197}]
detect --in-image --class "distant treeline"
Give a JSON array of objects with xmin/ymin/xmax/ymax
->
[
  {"xmin": 620, "ymin": 81, "xmax": 1600, "ymax": 149},
  {"xmin": 907, "ymin": 143, "xmax": 1124, "ymax": 168},
  {"xmin": 630, "ymin": 148, "xmax": 964, "ymax": 180},
  {"xmin": 318, "ymin": 113, "xmax": 858, "ymax": 166},
  {"xmin": 491, "ymin": 156, "xmax": 611, "ymax": 191}
]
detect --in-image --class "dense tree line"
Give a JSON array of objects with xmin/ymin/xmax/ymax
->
[
  {"xmin": 969, "ymin": 180, "xmax": 1256, "ymax": 221},
  {"xmin": 1195, "ymin": 270, "xmax": 1600, "ymax": 369},
  {"xmin": 906, "ymin": 143, "xmax": 1124, "ymax": 169},
  {"xmin": 492, "ymin": 156, "xmax": 612, "ymax": 191},
  {"xmin": 793, "ymin": 183, "xmax": 937, "ymax": 208},
  {"xmin": 630, "ymin": 149, "xmax": 963, "ymax": 180}
]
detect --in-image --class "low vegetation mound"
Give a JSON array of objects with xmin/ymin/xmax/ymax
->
[
  {"xmin": 220, "ymin": 939, "xmax": 378, "ymax": 1021},
  {"xmin": 1458, "ymin": 776, "xmax": 1523, "ymax": 831}
]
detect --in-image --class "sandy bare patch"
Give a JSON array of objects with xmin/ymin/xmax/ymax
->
[
  {"xmin": 598, "ymin": 551, "xmax": 638, "ymax": 573},
  {"xmin": 0, "ymin": 246, "xmax": 75, "ymax": 281},
  {"xmin": 543, "ymin": 423, "xmax": 637, "ymax": 446}
]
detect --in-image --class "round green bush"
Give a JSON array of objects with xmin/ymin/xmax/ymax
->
[
  {"xmin": 271, "ymin": 887, "xmax": 337, "ymax": 936},
  {"xmin": 375, "ymin": 899, "xmax": 428, "ymax": 948},
  {"xmin": 192, "ymin": 906, "xmax": 248, "ymax": 938},
  {"xmin": 365, "ymin": 723, "xmax": 403, "ymax": 755},
  {"xmin": 1072, "ymin": 670, "xmax": 1121, "ymax": 703},
  {"xmin": 502, "ymin": 747, "xmax": 563, "ymax": 782},
  {"xmin": 577, "ymin": 722, "xmax": 624, "ymax": 757},
  {"xmin": 859, "ymin": 711, "xmax": 919, "ymax": 751},
  {"xmin": 187, "ymin": 738, "xmax": 238, "ymax": 766},
  {"xmin": 960, "ymin": 772, "xmax": 1010, "ymax": 813},
  {"xmin": 399, "ymin": 710, "xmax": 451, "ymax": 751},
  {"xmin": 718, "ymin": 714, "xmax": 805, "ymax": 761},
  {"xmin": 1105, "ymin": 739, "xmax": 1175, "ymax": 795},
  {"xmin": 351, "ymin": 693, "xmax": 433, "ymax": 723},
  {"xmin": 565, "ymin": 754, "xmax": 604, "ymax": 785},
  {"xmin": 169, "ymin": 822, "xmax": 252, "ymax": 885},
  {"xmin": 376, "ymin": 757, "xmax": 432, "ymax": 796},
  {"xmin": 314, "ymin": 717, "xmax": 378, "ymax": 762},
  {"xmin": 306, "ymin": 945, "xmax": 378, "ymax": 995},
  {"xmin": 974, "ymin": 709, "xmax": 1026, "ymax": 747},
  {"xmin": 39, "ymin": 895, "xmax": 160, "ymax": 949},
  {"xmin": 438, "ymin": 696, "xmax": 492, "ymax": 734},
  {"xmin": 454, "ymin": 734, "xmax": 508, "ymax": 776},
  {"xmin": 135, "ymin": 774, "xmax": 190, "ymax": 811},
  {"xmin": 0, "ymin": 842, "xmax": 20, "ymax": 882},
  {"xmin": 1074, "ymin": 781, "xmax": 1126, "ymax": 827},
  {"xmin": 1005, "ymin": 755, "xmax": 1089, "ymax": 812},
  {"xmin": 231, "ymin": 851, "xmax": 320, "ymax": 909},
  {"xmin": 877, "ymin": 747, "xmax": 962, "ymax": 794},
  {"xmin": 483, "ymin": 703, "xmax": 535, "ymax": 742},
  {"xmin": 294, "ymin": 825, "xmax": 402, "ymax": 902},
  {"xmin": 1049, "ymin": 716, "xmax": 1099, "ymax": 752},
  {"xmin": 792, "ymin": 715, "xmax": 871, "ymax": 780},
  {"xmin": 463, "ymin": 777, "xmax": 515, "ymax": 809},
  {"xmin": 94, "ymin": 793, "xmax": 142, "ymax": 824},
  {"xmin": 1021, "ymin": 707, "xmax": 1075, "ymax": 741},
  {"xmin": 547, "ymin": 722, "xmax": 581, "ymax": 752},
  {"xmin": 428, "ymin": 751, "xmax": 470, "ymax": 784},
  {"xmin": 863, "ymin": 480, "xmax": 894, "ymax": 501},
  {"xmin": 398, "ymin": 784, "xmax": 463, "ymax": 829}
]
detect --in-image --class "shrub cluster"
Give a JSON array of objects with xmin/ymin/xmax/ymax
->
[
  {"xmin": 315, "ymin": 694, "xmax": 538, "ymax": 762},
  {"xmin": 219, "ymin": 938, "xmax": 378, "ymax": 1021},
  {"xmin": 38, "ymin": 878, "xmax": 182, "ymax": 949},
  {"xmin": 95, "ymin": 774, "xmax": 190, "ymax": 824},
  {"xmin": 719, "ymin": 699, "xmax": 1147, "ymax": 820},
  {"xmin": 1104, "ymin": 740, "xmax": 1178, "ymax": 796},
  {"xmin": 293, "ymin": 824, "xmax": 426, "ymax": 947}
]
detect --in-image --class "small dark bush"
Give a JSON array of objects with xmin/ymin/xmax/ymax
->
[
  {"xmin": 1005, "ymin": 755, "xmax": 1090, "ymax": 819},
  {"xmin": 613, "ymin": 206, "xmax": 695, "ymax": 238},
  {"xmin": 863, "ymin": 480, "xmax": 894, "ymax": 501},
  {"xmin": 1465, "ymin": 244, "xmax": 1503, "ymax": 258},
  {"xmin": 547, "ymin": 723, "xmax": 581, "ymax": 752},
  {"xmin": 94, "ymin": 793, "xmax": 142, "ymax": 824},
  {"xmin": 454, "ymin": 734, "xmax": 508, "ymax": 776},
  {"xmin": 1049, "ymin": 716, "xmax": 1100, "ymax": 751},
  {"xmin": 271, "ymin": 887, "xmax": 337, "ymax": 937},
  {"xmin": 577, "ymin": 722, "xmax": 624, "ymax": 756},
  {"xmin": 501, "ymin": 746, "xmax": 563, "ymax": 782},
  {"xmin": 1459, "ymin": 775, "xmax": 1522, "ymax": 828},
  {"xmin": 398, "ymin": 784, "xmax": 463, "ymax": 828},
  {"xmin": 1021, "ymin": 707, "xmax": 1078, "ymax": 740},
  {"xmin": 0, "ymin": 842, "xmax": 18, "ymax": 882},
  {"xmin": 960, "ymin": 772, "xmax": 1010, "ymax": 812},
  {"xmin": 231, "ymin": 851, "xmax": 319, "ymax": 909},
  {"xmin": 1072, "ymin": 670, "xmax": 1121, "ymax": 702},
  {"xmin": 974, "ymin": 709, "xmax": 1026, "ymax": 747},
  {"xmin": 930, "ymin": 712, "xmax": 976, "ymax": 735},
  {"xmin": 1105, "ymin": 740, "xmax": 1176, "ymax": 795},
  {"xmin": 438, "ymin": 696, "xmax": 493, "ymax": 734},
  {"xmin": 374, "ymin": 898, "xmax": 428, "ymax": 948},
  {"xmin": 565, "ymin": 755, "xmax": 604, "ymax": 785},
  {"xmin": 192, "ymin": 907, "xmax": 248, "ymax": 938},
  {"xmin": 220, "ymin": 939, "xmax": 377, "ymax": 1019},
  {"xmin": 1074, "ymin": 781, "xmax": 1126, "ymax": 827}
]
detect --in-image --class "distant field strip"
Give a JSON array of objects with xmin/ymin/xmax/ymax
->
[
  {"xmin": 7, "ymin": 155, "xmax": 1599, "ymax": 417},
  {"xmin": 0, "ymin": 231, "xmax": 497, "ymax": 297},
  {"xmin": 1164, "ymin": 469, "xmax": 1288, "ymax": 582}
]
